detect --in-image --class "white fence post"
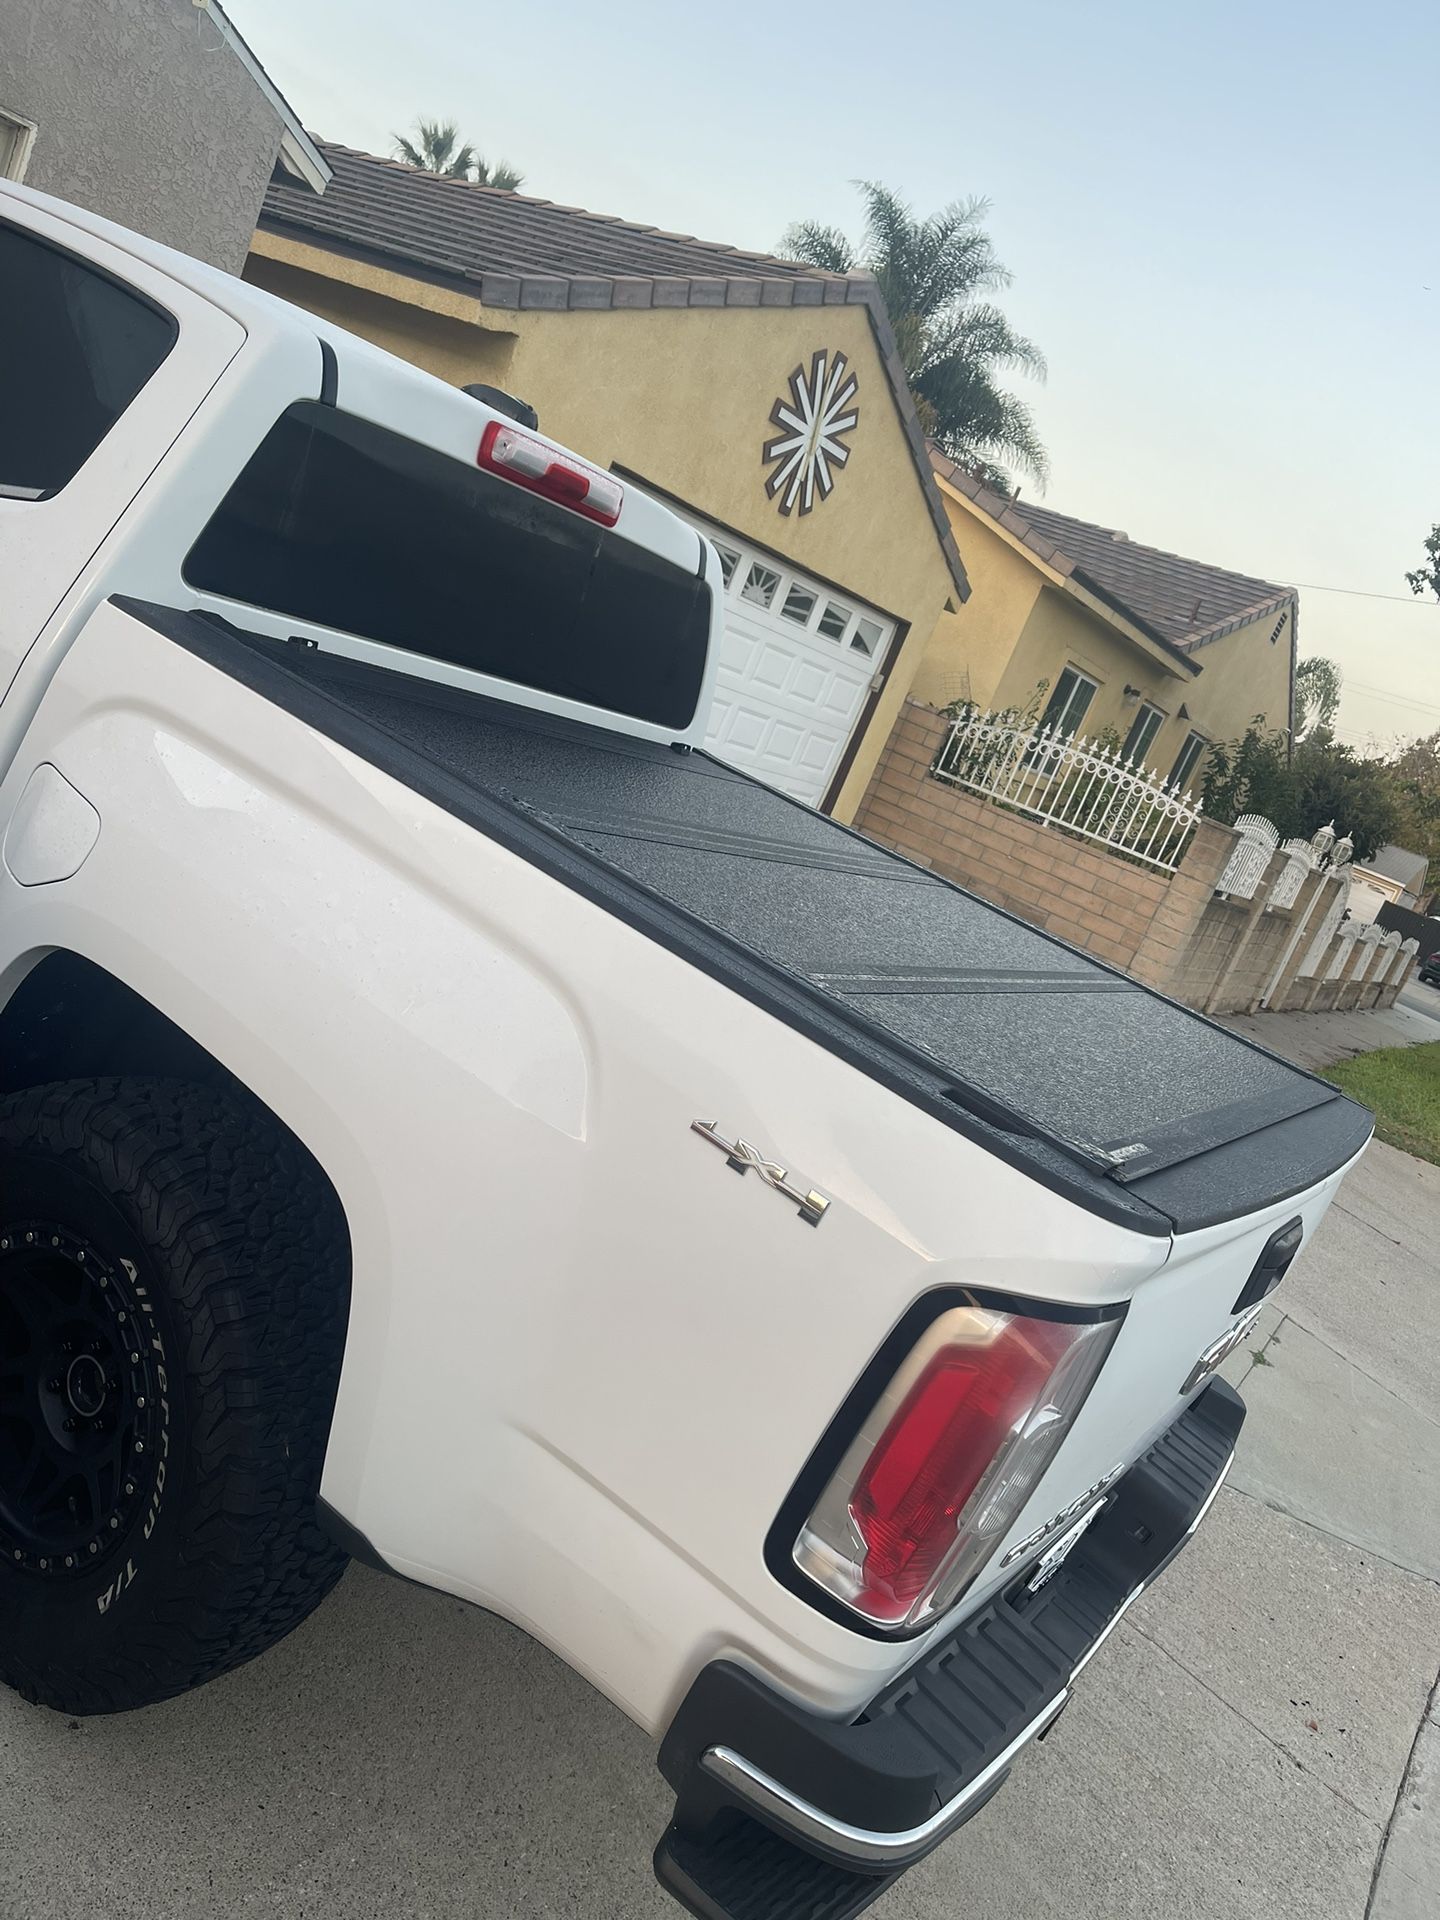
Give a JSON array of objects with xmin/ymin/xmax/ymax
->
[
  {"xmin": 929, "ymin": 711, "xmax": 1205, "ymax": 871},
  {"xmin": 1215, "ymin": 814, "xmax": 1280, "ymax": 900}
]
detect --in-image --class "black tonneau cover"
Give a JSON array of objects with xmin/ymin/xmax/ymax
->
[{"xmin": 129, "ymin": 600, "xmax": 1373, "ymax": 1236}]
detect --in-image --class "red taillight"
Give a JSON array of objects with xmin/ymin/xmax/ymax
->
[
  {"xmin": 850, "ymin": 1321, "xmax": 1073, "ymax": 1621},
  {"xmin": 477, "ymin": 419, "xmax": 623, "ymax": 526},
  {"xmin": 794, "ymin": 1304, "xmax": 1118, "ymax": 1630}
]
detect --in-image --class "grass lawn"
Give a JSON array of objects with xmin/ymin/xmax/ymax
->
[{"xmin": 1324, "ymin": 1042, "xmax": 1440, "ymax": 1164}]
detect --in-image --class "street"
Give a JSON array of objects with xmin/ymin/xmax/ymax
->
[
  {"xmin": 1397, "ymin": 974, "xmax": 1440, "ymax": 1028},
  {"xmin": 3, "ymin": 1141, "xmax": 1437, "ymax": 1920}
]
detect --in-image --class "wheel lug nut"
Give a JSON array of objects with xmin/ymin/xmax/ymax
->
[
  {"xmin": 64, "ymin": 1555, "xmax": 74, "ymax": 1567},
  {"xmin": 129, "ymin": 1352, "xmax": 139, "ymax": 1365},
  {"xmin": 109, "ymin": 1517, "xmax": 120, "ymax": 1530}
]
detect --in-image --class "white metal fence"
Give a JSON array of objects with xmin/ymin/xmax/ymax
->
[{"xmin": 931, "ymin": 712, "xmax": 1204, "ymax": 870}]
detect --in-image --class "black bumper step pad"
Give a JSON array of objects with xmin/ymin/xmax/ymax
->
[
  {"xmin": 654, "ymin": 1379, "xmax": 1243, "ymax": 1920},
  {"xmin": 656, "ymin": 1820, "xmax": 900, "ymax": 1920}
]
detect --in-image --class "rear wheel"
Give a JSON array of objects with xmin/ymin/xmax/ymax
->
[{"xmin": 0, "ymin": 1078, "xmax": 349, "ymax": 1714}]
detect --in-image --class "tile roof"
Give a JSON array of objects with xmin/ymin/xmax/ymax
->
[
  {"xmin": 931, "ymin": 452, "xmax": 1293, "ymax": 655},
  {"xmin": 263, "ymin": 143, "xmax": 854, "ymax": 309},
  {"xmin": 258, "ymin": 144, "xmax": 969, "ymax": 597},
  {"xmin": 1358, "ymin": 844, "xmax": 1429, "ymax": 892}
]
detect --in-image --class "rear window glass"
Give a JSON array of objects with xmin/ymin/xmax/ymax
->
[
  {"xmin": 184, "ymin": 403, "xmax": 711, "ymax": 730},
  {"xmin": 0, "ymin": 224, "xmax": 177, "ymax": 499}
]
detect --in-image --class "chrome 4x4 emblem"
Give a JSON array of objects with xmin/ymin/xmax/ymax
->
[
  {"xmin": 1181, "ymin": 1303, "xmax": 1263, "ymax": 1396},
  {"xmin": 690, "ymin": 1121, "xmax": 830, "ymax": 1227}
]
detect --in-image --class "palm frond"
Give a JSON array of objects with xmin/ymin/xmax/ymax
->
[
  {"xmin": 476, "ymin": 157, "xmax": 525, "ymax": 191},
  {"xmin": 777, "ymin": 221, "xmax": 856, "ymax": 273},
  {"xmin": 782, "ymin": 179, "xmax": 1050, "ymax": 484}
]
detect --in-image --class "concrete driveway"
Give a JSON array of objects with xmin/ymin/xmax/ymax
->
[{"xmin": 3, "ymin": 1146, "xmax": 1437, "ymax": 1920}]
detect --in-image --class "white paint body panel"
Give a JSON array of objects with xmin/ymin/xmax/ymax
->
[{"xmin": 0, "ymin": 183, "xmax": 1363, "ymax": 1741}]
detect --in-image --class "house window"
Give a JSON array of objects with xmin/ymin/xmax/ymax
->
[
  {"xmin": 1122, "ymin": 703, "xmax": 1165, "ymax": 767},
  {"xmin": 1039, "ymin": 666, "xmax": 1098, "ymax": 740},
  {"xmin": 1170, "ymin": 730, "xmax": 1208, "ymax": 791},
  {"xmin": 0, "ymin": 108, "xmax": 36, "ymax": 183}
]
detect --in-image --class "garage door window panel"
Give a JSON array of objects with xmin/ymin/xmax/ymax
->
[{"xmin": 741, "ymin": 562, "xmax": 781, "ymax": 609}]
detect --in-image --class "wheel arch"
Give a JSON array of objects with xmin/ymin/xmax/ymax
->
[{"xmin": 0, "ymin": 945, "xmax": 354, "ymax": 1296}]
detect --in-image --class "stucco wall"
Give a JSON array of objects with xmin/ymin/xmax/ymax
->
[
  {"xmin": 0, "ymin": 0, "xmax": 284, "ymax": 270},
  {"xmin": 244, "ymin": 233, "xmax": 958, "ymax": 818},
  {"xmin": 910, "ymin": 520, "xmax": 1042, "ymax": 712},
  {"xmin": 916, "ymin": 486, "xmax": 1293, "ymax": 790}
]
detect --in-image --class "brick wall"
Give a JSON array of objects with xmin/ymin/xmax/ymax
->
[
  {"xmin": 853, "ymin": 702, "xmax": 1417, "ymax": 1017},
  {"xmin": 856, "ymin": 703, "xmax": 1234, "ymax": 985}
]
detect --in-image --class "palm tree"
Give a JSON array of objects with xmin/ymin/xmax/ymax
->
[
  {"xmin": 392, "ymin": 118, "xmax": 524, "ymax": 192},
  {"xmin": 780, "ymin": 183, "xmax": 1047, "ymax": 492}
]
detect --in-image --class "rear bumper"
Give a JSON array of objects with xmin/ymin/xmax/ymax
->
[{"xmin": 654, "ymin": 1378, "xmax": 1244, "ymax": 1920}]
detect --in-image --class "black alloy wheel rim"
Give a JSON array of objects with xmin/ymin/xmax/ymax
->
[{"xmin": 0, "ymin": 1223, "xmax": 163, "ymax": 1576}]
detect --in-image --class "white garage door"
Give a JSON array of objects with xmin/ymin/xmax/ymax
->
[{"xmin": 682, "ymin": 515, "xmax": 896, "ymax": 807}]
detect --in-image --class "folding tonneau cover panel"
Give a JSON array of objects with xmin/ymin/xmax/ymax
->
[{"xmin": 124, "ymin": 599, "xmax": 1374, "ymax": 1234}]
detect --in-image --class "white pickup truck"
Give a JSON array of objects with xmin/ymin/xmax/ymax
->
[{"xmin": 0, "ymin": 181, "xmax": 1369, "ymax": 1920}]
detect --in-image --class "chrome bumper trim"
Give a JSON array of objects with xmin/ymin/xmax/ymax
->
[
  {"xmin": 701, "ymin": 1691, "xmax": 1068, "ymax": 1867},
  {"xmin": 702, "ymin": 1446, "xmax": 1238, "ymax": 1868}
]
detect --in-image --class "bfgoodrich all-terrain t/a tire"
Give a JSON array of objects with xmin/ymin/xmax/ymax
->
[{"xmin": 0, "ymin": 1078, "xmax": 349, "ymax": 1714}]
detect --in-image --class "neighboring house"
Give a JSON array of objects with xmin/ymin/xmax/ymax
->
[
  {"xmin": 918, "ymin": 453, "xmax": 1297, "ymax": 794},
  {"xmin": 248, "ymin": 144, "xmax": 969, "ymax": 817},
  {"xmin": 0, "ymin": 0, "xmax": 326, "ymax": 270},
  {"xmin": 1349, "ymin": 844, "xmax": 1430, "ymax": 922}
]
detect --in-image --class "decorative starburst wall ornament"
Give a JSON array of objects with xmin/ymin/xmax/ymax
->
[{"xmin": 761, "ymin": 350, "xmax": 859, "ymax": 516}]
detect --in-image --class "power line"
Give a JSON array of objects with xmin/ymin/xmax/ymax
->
[
  {"xmin": 1286, "ymin": 581, "xmax": 1439, "ymax": 606},
  {"xmin": 1341, "ymin": 679, "xmax": 1440, "ymax": 715}
]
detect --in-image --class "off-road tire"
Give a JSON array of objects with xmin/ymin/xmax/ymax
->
[{"xmin": 0, "ymin": 1078, "xmax": 349, "ymax": 1714}]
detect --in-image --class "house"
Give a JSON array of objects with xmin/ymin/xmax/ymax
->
[
  {"xmin": 0, "ymin": 0, "xmax": 327, "ymax": 270},
  {"xmin": 247, "ymin": 143, "xmax": 969, "ymax": 817},
  {"xmin": 916, "ymin": 453, "xmax": 1297, "ymax": 793},
  {"xmin": 1349, "ymin": 844, "xmax": 1430, "ymax": 921}
]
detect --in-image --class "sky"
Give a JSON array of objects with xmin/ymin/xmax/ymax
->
[{"xmin": 236, "ymin": 0, "xmax": 1440, "ymax": 751}]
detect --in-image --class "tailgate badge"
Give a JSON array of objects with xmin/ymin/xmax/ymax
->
[
  {"xmin": 690, "ymin": 1121, "xmax": 830, "ymax": 1227},
  {"xmin": 1180, "ymin": 1303, "xmax": 1263, "ymax": 1396}
]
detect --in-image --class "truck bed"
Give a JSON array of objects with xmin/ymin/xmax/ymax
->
[{"xmin": 128, "ymin": 598, "xmax": 1373, "ymax": 1235}]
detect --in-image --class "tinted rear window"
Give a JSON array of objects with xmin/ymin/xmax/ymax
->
[
  {"xmin": 0, "ymin": 224, "xmax": 177, "ymax": 499},
  {"xmin": 184, "ymin": 403, "xmax": 711, "ymax": 730}
]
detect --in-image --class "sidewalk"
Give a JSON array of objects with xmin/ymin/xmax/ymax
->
[{"xmin": 1222, "ymin": 998, "xmax": 1440, "ymax": 1071}]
